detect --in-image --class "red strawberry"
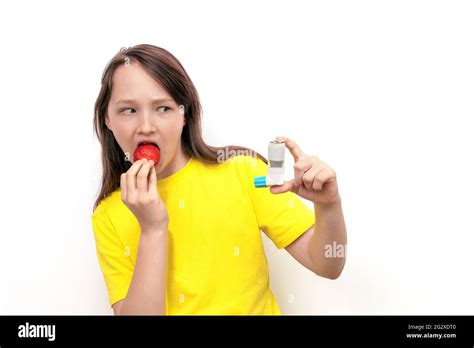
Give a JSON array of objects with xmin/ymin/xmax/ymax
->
[{"xmin": 133, "ymin": 144, "xmax": 161, "ymax": 164}]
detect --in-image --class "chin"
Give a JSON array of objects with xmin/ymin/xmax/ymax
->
[{"xmin": 155, "ymin": 158, "xmax": 166, "ymax": 172}]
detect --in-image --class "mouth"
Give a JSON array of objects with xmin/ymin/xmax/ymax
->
[
  {"xmin": 133, "ymin": 140, "xmax": 162, "ymax": 165},
  {"xmin": 137, "ymin": 141, "xmax": 160, "ymax": 150}
]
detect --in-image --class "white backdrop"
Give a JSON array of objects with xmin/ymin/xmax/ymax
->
[{"xmin": 0, "ymin": 0, "xmax": 473, "ymax": 315}]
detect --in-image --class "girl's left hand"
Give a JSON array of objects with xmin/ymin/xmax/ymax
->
[{"xmin": 270, "ymin": 136, "xmax": 340, "ymax": 205}]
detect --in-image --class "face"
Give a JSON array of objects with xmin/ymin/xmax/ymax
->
[{"xmin": 105, "ymin": 61, "xmax": 187, "ymax": 178}]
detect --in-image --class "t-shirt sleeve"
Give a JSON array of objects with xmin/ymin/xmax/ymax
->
[
  {"xmin": 245, "ymin": 156, "xmax": 315, "ymax": 249},
  {"xmin": 91, "ymin": 202, "xmax": 134, "ymax": 308}
]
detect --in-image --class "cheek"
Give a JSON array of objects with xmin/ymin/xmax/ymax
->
[
  {"xmin": 162, "ymin": 121, "xmax": 185, "ymax": 145},
  {"xmin": 159, "ymin": 123, "xmax": 183, "ymax": 160},
  {"xmin": 109, "ymin": 124, "xmax": 134, "ymax": 152}
]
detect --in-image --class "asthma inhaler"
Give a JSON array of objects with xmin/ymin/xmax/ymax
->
[{"xmin": 254, "ymin": 140, "xmax": 285, "ymax": 188}]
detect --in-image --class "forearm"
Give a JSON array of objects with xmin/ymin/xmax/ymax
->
[
  {"xmin": 119, "ymin": 228, "xmax": 168, "ymax": 315},
  {"xmin": 309, "ymin": 195, "xmax": 347, "ymax": 279}
]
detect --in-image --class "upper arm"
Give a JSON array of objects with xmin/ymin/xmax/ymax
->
[
  {"xmin": 92, "ymin": 209, "xmax": 134, "ymax": 310},
  {"xmin": 285, "ymin": 224, "xmax": 317, "ymax": 273},
  {"xmin": 245, "ymin": 158, "xmax": 315, "ymax": 249},
  {"xmin": 112, "ymin": 300, "xmax": 124, "ymax": 315}
]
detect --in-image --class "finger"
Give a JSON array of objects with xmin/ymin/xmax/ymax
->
[
  {"xmin": 120, "ymin": 173, "xmax": 127, "ymax": 201},
  {"xmin": 137, "ymin": 160, "xmax": 153, "ymax": 198},
  {"xmin": 148, "ymin": 163, "xmax": 157, "ymax": 199},
  {"xmin": 126, "ymin": 159, "xmax": 147, "ymax": 196},
  {"xmin": 302, "ymin": 166, "xmax": 324, "ymax": 190},
  {"xmin": 270, "ymin": 179, "xmax": 296, "ymax": 194},
  {"xmin": 313, "ymin": 168, "xmax": 336, "ymax": 190},
  {"xmin": 294, "ymin": 156, "xmax": 313, "ymax": 186},
  {"xmin": 294, "ymin": 156, "xmax": 313, "ymax": 172},
  {"xmin": 275, "ymin": 136, "xmax": 305, "ymax": 162}
]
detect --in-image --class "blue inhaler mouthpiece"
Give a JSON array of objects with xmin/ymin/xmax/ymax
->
[
  {"xmin": 254, "ymin": 176, "xmax": 267, "ymax": 188},
  {"xmin": 254, "ymin": 140, "xmax": 285, "ymax": 188}
]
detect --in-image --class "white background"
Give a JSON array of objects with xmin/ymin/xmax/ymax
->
[{"xmin": 0, "ymin": 0, "xmax": 473, "ymax": 314}]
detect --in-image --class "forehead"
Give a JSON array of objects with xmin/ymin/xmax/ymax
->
[{"xmin": 110, "ymin": 62, "xmax": 172, "ymax": 101}]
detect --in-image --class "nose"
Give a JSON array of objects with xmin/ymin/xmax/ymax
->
[{"xmin": 138, "ymin": 110, "xmax": 157, "ymax": 134}]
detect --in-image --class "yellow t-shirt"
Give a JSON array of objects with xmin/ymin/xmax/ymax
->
[{"xmin": 91, "ymin": 155, "xmax": 315, "ymax": 315}]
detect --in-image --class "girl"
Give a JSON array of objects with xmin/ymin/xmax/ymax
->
[{"xmin": 92, "ymin": 44, "xmax": 347, "ymax": 315}]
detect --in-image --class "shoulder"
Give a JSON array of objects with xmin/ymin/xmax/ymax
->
[
  {"xmin": 92, "ymin": 189, "xmax": 123, "ymax": 223},
  {"xmin": 219, "ymin": 155, "xmax": 269, "ymax": 191},
  {"xmin": 189, "ymin": 155, "xmax": 267, "ymax": 191},
  {"xmin": 191, "ymin": 154, "xmax": 264, "ymax": 176},
  {"xmin": 216, "ymin": 155, "xmax": 267, "ymax": 175}
]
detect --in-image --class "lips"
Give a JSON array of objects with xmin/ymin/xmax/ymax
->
[{"xmin": 137, "ymin": 141, "xmax": 160, "ymax": 150}]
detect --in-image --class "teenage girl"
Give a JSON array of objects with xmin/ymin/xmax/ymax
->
[{"xmin": 92, "ymin": 44, "xmax": 347, "ymax": 315}]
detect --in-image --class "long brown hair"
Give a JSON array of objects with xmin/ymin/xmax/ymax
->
[{"xmin": 93, "ymin": 44, "xmax": 267, "ymax": 211}]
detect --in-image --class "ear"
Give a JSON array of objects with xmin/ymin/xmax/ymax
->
[
  {"xmin": 181, "ymin": 108, "xmax": 187, "ymax": 126},
  {"xmin": 178, "ymin": 105, "xmax": 187, "ymax": 127},
  {"xmin": 105, "ymin": 114, "xmax": 112, "ymax": 130}
]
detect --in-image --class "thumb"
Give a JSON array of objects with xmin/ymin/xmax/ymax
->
[{"xmin": 270, "ymin": 180, "xmax": 296, "ymax": 194}]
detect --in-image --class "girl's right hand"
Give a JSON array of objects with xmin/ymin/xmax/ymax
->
[{"xmin": 120, "ymin": 159, "xmax": 169, "ymax": 233}]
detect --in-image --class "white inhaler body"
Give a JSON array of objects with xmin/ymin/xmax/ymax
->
[{"xmin": 254, "ymin": 140, "xmax": 285, "ymax": 188}]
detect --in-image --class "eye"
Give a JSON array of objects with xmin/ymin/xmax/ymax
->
[
  {"xmin": 120, "ymin": 108, "xmax": 136, "ymax": 114},
  {"xmin": 157, "ymin": 106, "xmax": 171, "ymax": 113}
]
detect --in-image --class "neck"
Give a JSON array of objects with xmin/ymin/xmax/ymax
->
[{"xmin": 156, "ymin": 143, "xmax": 190, "ymax": 180}]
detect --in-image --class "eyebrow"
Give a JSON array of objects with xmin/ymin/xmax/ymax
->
[{"xmin": 115, "ymin": 97, "xmax": 175, "ymax": 105}]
